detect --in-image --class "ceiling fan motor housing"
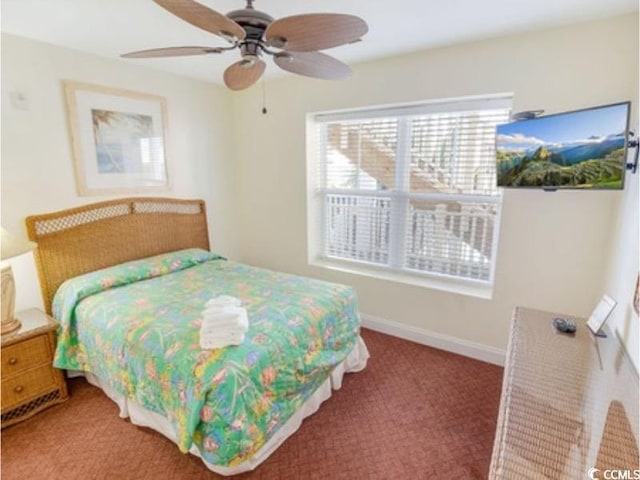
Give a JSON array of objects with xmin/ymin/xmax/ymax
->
[
  {"xmin": 227, "ymin": 8, "xmax": 272, "ymax": 38},
  {"xmin": 227, "ymin": 6, "xmax": 275, "ymax": 62}
]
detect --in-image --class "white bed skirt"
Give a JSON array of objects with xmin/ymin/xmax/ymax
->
[{"xmin": 71, "ymin": 335, "xmax": 369, "ymax": 476}]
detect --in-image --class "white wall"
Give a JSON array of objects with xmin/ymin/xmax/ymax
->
[
  {"xmin": 602, "ymin": 152, "xmax": 640, "ymax": 372},
  {"xmin": 1, "ymin": 33, "xmax": 239, "ymax": 310},
  {"xmin": 231, "ymin": 14, "xmax": 639, "ymax": 354}
]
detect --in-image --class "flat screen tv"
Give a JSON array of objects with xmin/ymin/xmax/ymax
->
[{"xmin": 496, "ymin": 102, "xmax": 630, "ymax": 189}]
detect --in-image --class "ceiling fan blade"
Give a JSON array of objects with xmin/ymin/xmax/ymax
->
[
  {"xmin": 223, "ymin": 59, "xmax": 266, "ymax": 91},
  {"xmin": 274, "ymin": 51, "xmax": 352, "ymax": 80},
  {"xmin": 154, "ymin": 0, "xmax": 245, "ymax": 41},
  {"xmin": 121, "ymin": 46, "xmax": 224, "ymax": 58},
  {"xmin": 265, "ymin": 13, "xmax": 367, "ymax": 52}
]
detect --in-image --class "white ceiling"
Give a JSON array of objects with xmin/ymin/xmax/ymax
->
[{"xmin": 1, "ymin": 0, "xmax": 637, "ymax": 86}]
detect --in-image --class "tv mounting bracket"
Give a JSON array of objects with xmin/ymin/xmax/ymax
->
[{"xmin": 627, "ymin": 130, "xmax": 639, "ymax": 174}]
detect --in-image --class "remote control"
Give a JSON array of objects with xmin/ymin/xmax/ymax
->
[{"xmin": 552, "ymin": 317, "xmax": 576, "ymax": 334}]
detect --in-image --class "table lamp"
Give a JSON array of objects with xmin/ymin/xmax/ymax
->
[{"xmin": 1, "ymin": 227, "xmax": 37, "ymax": 335}]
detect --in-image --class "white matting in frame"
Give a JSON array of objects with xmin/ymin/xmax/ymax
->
[
  {"xmin": 586, "ymin": 294, "xmax": 617, "ymax": 337},
  {"xmin": 64, "ymin": 81, "xmax": 169, "ymax": 196}
]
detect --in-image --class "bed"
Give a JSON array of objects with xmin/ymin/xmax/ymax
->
[{"xmin": 26, "ymin": 197, "xmax": 369, "ymax": 476}]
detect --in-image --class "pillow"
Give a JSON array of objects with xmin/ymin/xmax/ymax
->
[{"xmin": 53, "ymin": 248, "xmax": 224, "ymax": 322}]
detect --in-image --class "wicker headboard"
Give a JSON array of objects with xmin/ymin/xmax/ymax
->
[{"xmin": 26, "ymin": 197, "xmax": 210, "ymax": 315}]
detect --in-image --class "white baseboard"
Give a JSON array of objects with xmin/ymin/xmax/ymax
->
[{"xmin": 361, "ymin": 313, "xmax": 506, "ymax": 366}]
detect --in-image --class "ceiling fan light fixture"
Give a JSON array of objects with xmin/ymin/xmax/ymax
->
[{"xmin": 240, "ymin": 56, "xmax": 257, "ymax": 68}]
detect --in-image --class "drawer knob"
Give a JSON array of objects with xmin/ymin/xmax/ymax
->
[
  {"xmin": 14, "ymin": 385, "xmax": 24, "ymax": 393},
  {"xmin": 8, "ymin": 357, "xmax": 18, "ymax": 365}
]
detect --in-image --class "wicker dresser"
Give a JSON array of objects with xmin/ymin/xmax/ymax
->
[
  {"xmin": 490, "ymin": 307, "xmax": 639, "ymax": 479},
  {"xmin": 1, "ymin": 309, "xmax": 68, "ymax": 427}
]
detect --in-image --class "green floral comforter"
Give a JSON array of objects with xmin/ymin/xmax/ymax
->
[{"xmin": 53, "ymin": 249, "xmax": 362, "ymax": 467}]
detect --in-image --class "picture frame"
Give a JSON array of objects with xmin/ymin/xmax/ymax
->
[
  {"xmin": 64, "ymin": 81, "xmax": 169, "ymax": 196},
  {"xmin": 586, "ymin": 294, "xmax": 617, "ymax": 337}
]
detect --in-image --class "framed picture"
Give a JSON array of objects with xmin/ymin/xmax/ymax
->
[
  {"xmin": 586, "ymin": 294, "xmax": 617, "ymax": 337},
  {"xmin": 64, "ymin": 81, "xmax": 169, "ymax": 195}
]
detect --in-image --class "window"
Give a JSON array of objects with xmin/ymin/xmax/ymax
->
[{"xmin": 307, "ymin": 95, "xmax": 512, "ymax": 294}]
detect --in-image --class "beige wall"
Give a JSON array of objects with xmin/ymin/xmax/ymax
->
[
  {"xmin": 602, "ymin": 141, "xmax": 639, "ymax": 372},
  {"xmin": 1, "ymin": 33, "xmax": 239, "ymax": 310},
  {"xmin": 231, "ymin": 14, "xmax": 639, "ymax": 353}
]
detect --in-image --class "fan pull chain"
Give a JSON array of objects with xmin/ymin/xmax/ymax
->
[{"xmin": 261, "ymin": 80, "xmax": 267, "ymax": 115}]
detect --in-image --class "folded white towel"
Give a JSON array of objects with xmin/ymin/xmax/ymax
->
[
  {"xmin": 201, "ymin": 322, "xmax": 248, "ymax": 334},
  {"xmin": 206, "ymin": 295, "xmax": 241, "ymax": 308},
  {"xmin": 202, "ymin": 305, "xmax": 241, "ymax": 317},
  {"xmin": 201, "ymin": 324, "xmax": 247, "ymax": 338},
  {"xmin": 200, "ymin": 298, "xmax": 249, "ymax": 349},
  {"xmin": 200, "ymin": 331, "xmax": 245, "ymax": 349},
  {"xmin": 200, "ymin": 330, "xmax": 245, "ymax": 341},
  {"xmin": 202, "ymin": 307, "xmax": 249, "ymax": 331}
]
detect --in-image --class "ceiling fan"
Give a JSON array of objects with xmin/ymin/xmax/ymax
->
[{"xmin": 122, "ymin": 0, "xmax": 368, "ymax": 91}]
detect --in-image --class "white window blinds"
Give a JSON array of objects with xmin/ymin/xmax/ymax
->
[{"xmin": 310, "ymin": 95, "xmax": 512, "ymax": 285}]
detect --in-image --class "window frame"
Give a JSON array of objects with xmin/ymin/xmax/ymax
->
[{"xmin": 307, "ymin": 94, "xmax": 512, "ymax": 299}]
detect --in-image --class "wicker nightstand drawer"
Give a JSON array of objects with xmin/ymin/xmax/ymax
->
[
  {"xmin": 1, "ymin": 309, "xmax": 68, "ymax": 427},
  {"xmin": 1, "ymin": 335, "xmax": 50, "ymax": 376},
  {"xmin": 1, "ymin": 364, "xmax": 58, "ymax": 409}
]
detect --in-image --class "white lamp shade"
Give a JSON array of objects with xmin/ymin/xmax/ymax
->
[{"xmin": 1, "ymin": 227, "xmax": 36, "ymax": 260}]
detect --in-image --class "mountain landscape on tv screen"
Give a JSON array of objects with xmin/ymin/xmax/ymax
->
[{"xmin": 497, "ymin": 133, "xmax": 625, "ymax": 188}]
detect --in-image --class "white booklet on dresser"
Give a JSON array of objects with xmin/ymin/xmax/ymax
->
[{"xmin": 586, "ymin": 294, "xmax": 617, "ymax": 337}]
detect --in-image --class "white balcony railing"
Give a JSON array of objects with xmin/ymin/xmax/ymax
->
[
  {"xmin": 324, "ymin": 193, "xmax": 497, "ymax": 282},
  {"xmin": 325, "ymin": 194, "xmax": 390, "ymax": 265}
]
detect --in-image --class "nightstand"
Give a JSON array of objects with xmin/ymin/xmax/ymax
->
[{"xmin": 1, "ymin": 308, "xmax": 68, "ymax": 427}]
